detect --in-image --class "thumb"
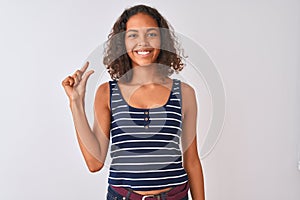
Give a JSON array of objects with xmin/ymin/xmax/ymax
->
[{"xmin": 81, "ymin": 70, "xmax": 95, "ymax": 87}]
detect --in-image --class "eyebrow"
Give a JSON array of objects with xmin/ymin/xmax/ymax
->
[{"xmin": 126, "ymin": 27, "xmax": 159, "ymax": 33}]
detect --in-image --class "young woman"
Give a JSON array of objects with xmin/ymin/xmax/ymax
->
[{"xmin": 62, "ymin": 4, "xmax": 205, "ymax": 200}]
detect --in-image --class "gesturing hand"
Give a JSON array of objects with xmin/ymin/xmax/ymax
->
[{"xmin": 62, "ymin": 61, "xmax": 94, "ymax": 102}]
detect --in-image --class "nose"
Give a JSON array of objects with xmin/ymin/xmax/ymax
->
[{"xmin": 137, "ymin": 35, "xmax": 149, "ymax": 46}]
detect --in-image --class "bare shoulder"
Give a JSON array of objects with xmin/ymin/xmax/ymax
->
[
  {"xmin": 94, "ymin": 81, "xmax": 111, "ymax": 110},
  {"xmin": 95, "ymin": 81, "xmax": 110, "ymax": 93},
  {"xmin": 180, "ymin": 81, "xmax": 196, "ymax": 97},
  {"xmin": 180, "ymin": 81, "xmax": 197, "ymax": 117}
]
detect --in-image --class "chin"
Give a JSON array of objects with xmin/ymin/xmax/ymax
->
[{"xmin": 134, "ymin": 61, "xmax": 158, "ymax": 67}]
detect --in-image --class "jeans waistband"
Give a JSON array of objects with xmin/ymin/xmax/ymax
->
[{"xmin": 107, "ymin": 182, "xmax": 189, "ymax": 200}]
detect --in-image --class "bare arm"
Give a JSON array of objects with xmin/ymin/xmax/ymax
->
[
  {"xmin": 181, "ymin": 82, "xmax": 205, "ymax": 200},
  {"xmin": 62, "ymin": 62, "xmax": 110, "ymax": 173},
  {"xmin": 70, "ymin": 100, "xmax": 103, "ymax": 172}
]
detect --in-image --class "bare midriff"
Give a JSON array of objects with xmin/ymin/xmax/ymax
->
[{"xmin": 133, "ymin": 187, "xmax": 172, "ymax": 195}]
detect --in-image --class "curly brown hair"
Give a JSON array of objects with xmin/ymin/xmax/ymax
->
[{"xmin": 103, "ymin": 4, "xmax": 185, "ymax": 82}]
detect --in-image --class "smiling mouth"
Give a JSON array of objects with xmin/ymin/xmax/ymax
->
[
  {"xmin": 137, "ymin": 51, "xmax": 150, "ymax": 55},
  {"xmin": 134, "ymin": 49, "xmax": 153, "ymax": 55}
]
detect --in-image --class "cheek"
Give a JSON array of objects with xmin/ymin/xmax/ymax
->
[
  {"xmin": 154, "ymin": 49, "xmax": 161, "ymax": 59},
  {"xmin": 151, "ymin": 38, "xmax": 161, "ymax": 49},
  {"xmin": 125, "ymin": 40, "xmax": 136, "ymax": 51},
  {"xmin": 125, "ymin": 41, "xmax": 134, "ymax": 58}
]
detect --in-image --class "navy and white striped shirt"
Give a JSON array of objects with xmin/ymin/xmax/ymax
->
[{"xmin": 108, "ymin": 78, "xmax": 188, "ymax": 191}]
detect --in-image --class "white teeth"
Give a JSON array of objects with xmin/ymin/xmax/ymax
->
[{"xmin": 137, "ymin": 51, "xmax": 150, "ymax": 55}]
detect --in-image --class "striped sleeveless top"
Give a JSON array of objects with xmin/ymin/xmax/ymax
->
[{"xmin": 108, "ymin": 78, "xmax": 188, "ymax": 191}]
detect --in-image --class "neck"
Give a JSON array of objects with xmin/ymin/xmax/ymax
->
[{"xmin": 129, "ymin": 64, "xmax": 166, "ymax": 85}]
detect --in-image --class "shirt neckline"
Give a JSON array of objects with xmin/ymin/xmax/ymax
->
[{"xmin": 115, "ymin": 79, "xmax": 175, "ymax": 111}]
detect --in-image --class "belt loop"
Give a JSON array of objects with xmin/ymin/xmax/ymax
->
[
  {"xmin": 125, "ymin": 190, "xmax": 131, "ymax": 199},
  {"xmin": 160, "ymin": 192, "xmax": 166, "ymax": 200}
]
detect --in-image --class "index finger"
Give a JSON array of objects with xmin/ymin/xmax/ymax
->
[{"xmin": 80, "ymin": 61, "xmax": 89, "ymax": 73}]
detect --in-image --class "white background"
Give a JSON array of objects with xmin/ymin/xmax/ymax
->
[{"xmin": 0, "ymin": 0, "xmax": 299, "ymax": 199}]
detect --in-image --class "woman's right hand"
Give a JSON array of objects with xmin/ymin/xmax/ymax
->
[{"xmin": 62, "ymin": 61, "xmax": 94, "ymax": 103}]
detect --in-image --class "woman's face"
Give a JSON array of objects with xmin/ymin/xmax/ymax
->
[{"xmin": 125, "ymin": 13, "xmax": 161, "ymax": 67}]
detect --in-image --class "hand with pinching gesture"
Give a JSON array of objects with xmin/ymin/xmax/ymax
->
[{"xmin": 62, "ymin": 61, "xmax": 94, "ymax": 104}]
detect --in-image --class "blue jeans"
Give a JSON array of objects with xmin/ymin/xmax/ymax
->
[{"xmin": 106, "ymin": 185, "xmax": 189, "ymax": 200}]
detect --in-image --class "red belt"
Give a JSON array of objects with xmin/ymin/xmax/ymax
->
[{"xmin": 110, "ymin": 182, "xmax": 189, "ymax": 200}]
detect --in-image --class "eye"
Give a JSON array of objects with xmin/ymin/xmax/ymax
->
[
  {"xmin": 127, "ymin": 33, "xmax": 138, "ymax": 38},
  {"xmin": 147, "ymin": 32, "xmax": 158, "ymax": 37}
]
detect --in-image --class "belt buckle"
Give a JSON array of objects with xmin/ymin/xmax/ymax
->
[{"xmin": 141, "ymin": 195, "xmax": 155, "ymax": 200}]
